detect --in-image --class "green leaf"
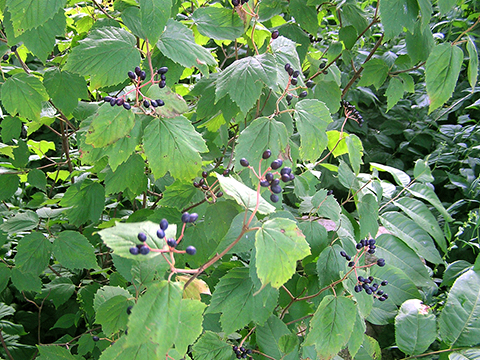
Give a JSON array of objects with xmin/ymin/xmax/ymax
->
[
  {"xmin": 139, "ymin": 0, "xmax": 171, "ymax": 44},
  {"xmin": 64, "ymin": 27, "xmax": 141, "ymax": 88},
  {"xmin": 442, "ymin": 260, "xmax": 473, "ymax": 287},
  {"xmin": 439, "ymin": 270, "xmax": 480, "ymax": 347},
  {"xmin": 358, "ymin": 58, "xmax": 389, "ymax": 89},
  {"xmin": 257, "ymin": 316, "xmax": 298, "ymax": 359},
  {"xmin": 347, "ymin": 309, "xmax": 367, "ymax": 357},
  {"xmin": 207, "ymin": 267, "xmax": 278, "ymax": 334},
  {"xmin": 59, "ymin": 180, "xmax": 105, "ymax": 226},
  {"xmin": 0, "ymin": 210, "xmax": 39, "ymax": 234},
  {"xmin": 234, "ymin": 117, "xmax": 288, "ymax": 168},
  {"xmin": 371, "ymin": 264, "xmax": 422, "ymax": 305},
  {"xmin": 157, "ymin": 19, "xmax": 216, "ymax": 75},
  {"xmin": 15, "ymin": 232, "xmax": 51, "ymax": 275},
  {"xmin": 289, "ymin": 0, "xmax": 318, "ymax": 34},
  {"xmin": 43, "ymin": 69, "xmax": 88, "ymax": 115},
  {"xmin": 376, "ymin": 234, "xmax": 436, "ymax": 288},
  {"xmin": 216, "ymin": 54, "xmax": 277, "ymax": 114},
  {"xmin": 11, "ymin": 140, "xmax": 29, "ymax": 168},
  {"xmin": 145, "ymin": 84, "xmax": 189, "ymax": 118},
  {"xmin": 407, "ymin": 183, "xmax": 453, "ymax": 221},
  {"xmin": 395, "ymin": 299, "xmax": 437, "ymax": 355},
  {"xmin": 450, "ymin": 349, "xmax": 480, "ymax": 360},
  {"xmin": 104, "ymin": 121, "xmax": 142, "ymax": 171},
  {"xmin": 96, "ymin": 295, "xmax": 133, "ymax": 336},
  {"xmin": 405, "ymin": 22, "xmax": 434, "ymax": 63},
  {"xmin": 339, "ymin": 25, "xmax": 357, "ymax": 50},
  {"xmin": 358, "ymin": 193, "xmax": 379, "ymax": 239},
  {"xmin": 10, "ymin": 267, "xmax": 41, "ymax": 292},
  {"xmin": 192, "ymin": 7, "xmax": 244, "ymax": 40},
  {"xmin": 6, "ymin": 0, "xmax": 67, "ymax": 36},
  {"xmin": 370, "ymin": 162, "xmax": 411, "ymax": 187},
  {"xmin": 94, "ymin": 286, "xmax": 132, "ymax": 312},
  {"xmin": 438, "ymin": 0, "xmax": 456, "ymax": 15},
  {"xmin": 255, "ymin": 218, "xmax": 310, "ymax": 288},
  {"xmin": 413, "ymin": 158, "xmax": 434, "ymax": 183},
  {"xmin": 126, "ymin": 281, "xmax": 182, "ymax": 353},
  {"xmin": 159, "ymin": 180, "xmax": 205, "ymax": 211},
  {"xmin": 85, "ymin": 104, "xmax": 135, "ymax": 148},
  {"xmin": 191, "ymin": 331, "xmax": 232, "ymax": 360},
  {"xmin": 215, "ymin": 174, "xmax": 275, "ymax": 215},
  {"xmin": 36, "ymin": 344, "xmax": 77, "ymax": 360},
  {"xmin": 467, "ymin": 36, "xmax": 478, "ymax": 90},
  {"xmin": 380, "ymin": 211, "xmax": 442, "ymax": 264},
  {"xmin": 143, "ymin": 116, "xmax": 207, "ymax": 180},
  {"xmin": 346, "ymin": 134, "xmax": 363, "ymax": 174},
  {"xmin": 327, "ymin": 130, "xmax": 349, "ymax": 157},
  {"xmin": 99, "ymin": 221, "xmax": 176, "ymax": 260},
  {"xmin": 316, "ymin": 245, "xmax": 346, "ymax": 289},
  {"xmin": 0, "ymin": 73, "xmax": 49, "ymax": 121},
  {"xmin": 379, "ymin": 0, "xmax": 418, "ymax": 39},
  {"xmin": 174, "ymin": 299, "xmax": 206, "ymax": 354},
  {"xmin": 310, "ymin": 190, "xmax": 341, "ymax": 222},
  {"xmin": 0, "ymin": 173, "xmax": 20, "ymax": 201},
  {"xmin": 313, "ymin": 80, "xmax": 341, "ymax": 114},
  {"xmin": 39, "ymin": 277, "xmax": 75, "ymax": 308},
  {"xmin": 356, "ymin": 335, "xmax": 382, "ymax": 360},
  {"xmin": 105, "ymin": 154, "xmax": 148, "ymax": 196},
  {"xmin": 53, "ymin": 231, "xmax": 98, "ymax": 270},
  {"xmin": 341, "ymin": 3, "xmax": 369, "ymax": 36},
  {"xmin": 426, "ymin": 44, "xmax": 464, "ymax": 113},
  {"xmin": 386, "ymin": 77, "xmax": 404, "ymax": 111},
  {"xmin": 0, "ymin": 263, "xmax": 11, "ymax": 294},
  {"xmin": 394, "ymin": 197, "xmax": 446, "ymax": 253},
  {"xmin": 27, "ymin": 169, "xmax": 47, "ymax": 191},
  {"xmin": 271, "ymin": 36, "xmax": 302, "ymax": 89},
  {"xmin": 99, "ymin": 336, "xmax": 160, "ymax": 360},
  {"xmin": 1, "ymin": 116, "xmax": 22, "ymax": 143},
  {"xmin": 294, "ymin": 99, "xmax": 333, "ymax": 161},
  {"xmin": 304, "ymin": 296, "xmax": 356, "ymax": 358}
]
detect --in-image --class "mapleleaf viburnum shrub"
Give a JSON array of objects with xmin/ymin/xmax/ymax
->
[{"xmin": 0, "ymin": 1, "xmax": 478, "ymax": 360}]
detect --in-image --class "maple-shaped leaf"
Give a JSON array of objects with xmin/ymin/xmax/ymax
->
[
  {"xmin": 255, "ymin": 218, "xmax": 310, "ymax": 288},
  {"xmin": 64, "ymin": 27, "xmax": 141, "ymax": 88},
  {"xmin": 143, "ymin": 116, "xmax": 207, "ymax": 180},
  {"xmin": 216, "ymin": 54, "xmax": 277, "ymax": 113}
]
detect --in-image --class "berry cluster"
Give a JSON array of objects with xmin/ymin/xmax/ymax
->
[
  {"xmin": 2, "ymin": 45, "xmax": 17, "ymax": 61},
  {"xmin": 193, "ymin": 170, "xmax": 224, "ymax": 201},
  {"xmin": 102, "ymin": 66, "xmax": 169, "ymax": 111},
  {"xmin": 129, "ymin": 232, "xmax": 151, "ymax": 255},
  {"xmin": 354, "ymin": 276, "xmax": 389, "ymax": 301},
  {"xmin": 283, "ymin": 63, "xmax": 314, "ymax": 106},
  {"xmin": 240, "ymin": 150, "xmax": 294, "ymax": 203},
  {"xmin": 231, "ymin": 0, "xmax": 248, "ymax": 6},
  {"xmin": 232, "ymin": 345, "xmax": 253, "ymax": 359},
  {"xmin": 341, "ymin": 100, "xmax": 364, "ymax": 127}
]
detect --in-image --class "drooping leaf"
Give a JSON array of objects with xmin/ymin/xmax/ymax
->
[
  {"xmin": 316, "ymin": 245, "xmax": 346, "ymax": 289},
  {"xmin": 386, "ymin": 77, "xmax": 404, "ymax": 111},
  {"xmin": 413, "ymin": 158, "xmax": 435, "ymax": 183},
  {"xmin": 395, "ymin": 299, "xmax": 437, "ymax": 355},
  {"xmin": 0, "ymin": 263, "xmax": 10, "ymax": 293},
  {"xmin": 99, "ymin": 336, "xmax": 159, "ymax": 360},
  {"xmin": 0, "ymin": 73, "xmax": 49, "ymax": 121},
  {"xmin": 192, "ymin": 7, "xmax": 244, "ymax": 40},
  {"xmin": 143, "ymin": 116, "xmax": 207, "ymax": 180},
  {"xmin": 371, "ymin": 264, "xmax": 422, "ymax": 305},
  {"xmin": 294, "ymin": 99, "xmax": 333, "ymax": 161},
  {"xmin": 313, "ymin": 80, "xmax": 342, "ymax": 113},
  {"xmin": 103, "ymin": 121, "xmax": 143, "ymax": 171},
  {"xmin": 438, "ymin": 0, "xmax": 456, "ymax": 15},
  {"xmin": 379, "ymin": 0, "xmax": 418, "ymax": 39},
  {"xmin": 346, "ymin": 134, "xmax": 364, "ymax": 174},
  {"xmin": 407, "ymin": 183, "xmax": 453, "ymax": 221},
  {"xmin": 59, "ymin": 180, "xmax": 105, "ymax": 226},
  {"xmin": 157, "ymin": 19, "xmax": 216, "ymax": 75},
  {"xmin": 126, "ymin": 281, "xmax": 182, "ymax": 352},
  {"xmin": 27, "ymin": 169, "xmax": 47, "ymax": 191},
  {"xmin": 358, "ymin": 193, "xmax": 379, "ymax": 239},
  {"xmin": 64, "ymin": 27, "xmax": 141, "ymax": 88},
  {"xmin": 304, "ymin": 295, "xmax": 356, "ymax": 359},
  {"xmin": 405, "ymin": 22, "xmax": 434, "ymax": 63},
  {"xmin": 467, "ymin": 36, "xmax": 479, "ymax": 90},
  {"xmin": 289, "ymin": 0, "xmax": 318, "ymax": 34},
  {"xmin": 216, "ymin": 54, "xmax": 277, "ymax": 113},
  {"xmin": 94, "ymin": 286, "xmax": 132, "ymax": 312},
  {"xmin": 450, "ymin": 349, "xmax": 480, "ymax": 360},
  {"xmin": 139, "ymin": 0, "xmax": 171, "ymax": 44},
  {"xmin": 442, "ymin": 260, "xmax": 473, "ymax": 287},
  {"xmin": 53, "ymin": 231, "xmax": 98, "ymax": 270},
  {"xmin": 174, "ymin": 299, "xmax": 207, "ymax": 354},
  {"xmin": 191, "ymin": 331, "xmax": 232, "ymax": 360},
  {"xmin": 234, "ymin": 117, "xmax": 288, "ymax": 168},
  {"xmin": 85, "ymin": 104, "xmax": 135, "ymax": 148},
  {"xmin": 43, "ymin": 69, "xmax": 88, "ymax": 115},
  {"xmin": 10, "ymin": 267, "xmax": 41, "ymax": 292},
  {"xmin": 98, "ymin": 221, "xmax": 176, "ymax": 260},
  {"xmin": 1, "ymin": 116, "xmax": 22, "ymax": 143},
  {"xmin": 6, "ymin": 0, "xmax": 67, "ymax": 35},
  {"xmin": 347, "ymin": 309, "xmax": 367, "ymax": 357},
  {"xmin": 15, "ymin": 232, "xmax": 51, "ymax": 275},
  {"xmin": 425, "ymin": 43, "xmax": 464, "ymax": 113},
  {"xmin": 255, "ymin": 218, "xmax": 310, "ymax": 288},
  {"xmin": 439, "ymin": 270, "xmax": 480, "ymax": 347},
  {"xmin": 215, "ymin": 174, "xmax": 275, "ymax": 215},
  {"xmin": 370, "ymin": 162, "xmax": 411, "ymax": 187}
]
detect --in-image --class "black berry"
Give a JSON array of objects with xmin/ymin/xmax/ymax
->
[
  {"xmin": 286, "ymin": 94, "xmax": 293, "ymax": 102},
  {"xmin": 284, "ymin": 63, "xmax": 291, "ymax": 72},
  {"xmin": 345, "ymin": 255, "xmax": 351, "ymax": 261},
  {"xmin": 368, "ymin": 239, "xmax": 376, "ymax": 245},
  {"xmin": 10, "ymin": 45, "xmax": 17, "ymax": 52},
  {"xmin": 358, "ymin": 276, "xmax": 365, "ymax": 282},
  {"xmin": 139, "ymin": 246, "xmax": 150, "ymax": 255},
  {"xmin": 271, "ymin": 185, "xmax": 282, "ymax": 194},
  {"xmin": 292, "ymin": 70, "xmax": 300, "ymax": 78},
  {"xmin": 265, "ymin": 172, "xmax": 274, "ymax": 182},
  {"xmin": 134, "ymin": 66, "xmax": 142, "ymax": 76},
  {"xmin": 381, "ymin": 280, "xmax": 388, "ymax": 286},
  {"xmin": 129, "ymin": 247, "xmax": 139, "ymax": 255},
  {"xmin": 348, "ymin": 261, "xmax": 355, "ymax": 267},
  {"xmin": 103, "ymin": 96, "xmax": 112, "ymax": 102},
  {"xmin": 143, "ymin": 100, "xmax": 150, "ymax": 108},
  {"xmin": 260, "ymin": 180, "xmax": 270, "ymax": 187},
  {"xmin": 127, "ymin": 305, "xmax": 133, "ymax": 314},
  {"xmin": 299, "ymin": 91, "xmax": 308, "ymax": 98},
  {"xmin": 110, "ymin": 98, "xmax": 116, "ymax": 106},
  {"xmin": 340, "ymin": 250, "xmax": 347, "ymax": 257},
  {"xmin": 271, "ymin": 30, "xmax": 279, "ymax": 39},
  {"xmin": 287, "ymin": 67, "xmax": 294, "ymax": 76},
  {"xmin": 281, "ymin": 174, "xmax": 290, "ymax": 182},
  {"xmin": 376, "ymin": 290, "xmax": 384, "ymax": 296},
  {"xmin": 327, "ymin": 189, "xmax": 334, "ymax": 195},
  {"xmin": 157, "ymin": 229, "xmax": 165, "ymax": 239},
  {"xmin": 167, "ymin": 238, "xmax": 177, "ymax": 247},
  {"xmin": 271, "ymin": 178, "xmax": 280, "ymax": 186},
  {"xmin": 232, "ymin": 0, "xmax": 240, "ymax": 5},
  {"xmin": 319, "ymin": 62, "xmax": 326, "ymax": 69},
  {"xmin": 189, "ymin": 213, "xmax": 199, "ymax": 222},
  {"xmin": 240, "ymin": 158, "xmax": 249, "ymax": 167},
  {"xmin": 378, "ymin": 296, "xmax": 386, "ymax": 301},
  {"xmin": 2, "ymin": 54, "xmax": 8, "ymax": 61},
  {"xmin": 93, "ymin": 336, "xmax": 100, "ymax": 341},
  {"xmin": 223, "ymin": 169, "xmax": 230, "ymax": 176},
  {"xmin": 233, "ymin": 346, "xmax": 238, "ymax": 351},
  {"xmin": 291, "ymin": 78, "xmax": 298, "ymax": 86},
  {"xmin": 157, "ymin": 67, "xmax": 169, "ymax": 74},
  {"xmin": 280, "ymin": 167, "xmax": 291, "ymax": 175},
  {"xmin": 270, "ymin": 194, "xmax": 279, "ymax": 202},
  {"xmin": 160, "ymin": 73, "xmax": 166, "ymax": 81},
  {"xmin": 151, "ymin": 100, "xmax": 158, "ymax": 107},
  {"xmin": 262, "ymin": 149, "xmax": 272, "ymax": 159},
  {"xmin": 365, "ymin": 288, "xmax": 373, "ymax": 295},
  {"xmin": 356, "ymin": 243, "xmax": 363, "ymax": 249},
  {"xmin": 186, "ymin": 246, "xmax": 197, "ymax": 255},
  {"xmin": 271, "ymin": 159, "xmax": 282, "ymax": 169},
  {"xmin": 181, "ymin": 212, "xmax": 190, "ymax": 223},
  {"xmin": 202, "ymin": 171, "xmax": 208, "ymax": 178},
  {"xmin": 159, "ymin": 80, "xmax": 166, "ymax": 88},
  {"xmin": 115, "ymin": 98, "xmax": 124, "ymax": 106},
  {"xmin": 306, "ymin": 80, "xmax": 314, "ymax": 88},
  {"xmin": 377, "ymin": 258, "xmax": 386, "ymax": 267},
  {"xmin": 123, "ymin": 103, "xmax": 131, "ymax": 110},
  {"xmin": 138, "ymin": 232, "xmax": 147, "ymax": 242},
  {"xmin": 217, "ymin": 191, "xmax": 223, "ymax": 197},
  {"xmin": 128, "ymin": 71, "xmax": 136, "ymax": 79}
]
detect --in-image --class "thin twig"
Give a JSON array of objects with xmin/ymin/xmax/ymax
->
[{"xmin": 0, "ymin": 329, "xmax": 14, "ymax": 360}]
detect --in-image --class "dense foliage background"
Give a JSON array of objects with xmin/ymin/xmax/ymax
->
[{"xmin": 0, "ymin": 0, "xmax": 479, "ymax": 359}]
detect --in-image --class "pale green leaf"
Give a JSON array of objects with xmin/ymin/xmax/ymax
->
[
  {"xmin": 96, "ymin": 295, "xmax": 133, "ymax": 336},
  {"xmin": 371, "ymin": 264, "xmax": 422, "ymax": 305},
  {"xmin": 358, "ymin": 193, "xmax": 379, "ymax": 239},
  {"xmin": 191, "ymin": 331, "xmax": 232, "ymax": 360},
  {"xmin": 467, "ymin": 36, "xmax": 479, "ymax": 89},
  {"xmin": 358, "ymin": 58, "xmax": 389, "ymax": 89},
  {"xmin": 139, "ymin": 0, "xmax": 171, "ymax": 44},
  {"xmin": 54, "ymin": 231, "xmax": 98, "ymax": 270},
  {"xmin": 289, "ymin": 0, "xmax": 318, "ymax": 34},
  {"xmin": 346, "ymin": 134, "xmax": 363, "ymax": 174},
  {"xmin": 1, "ymin": 116, "xmax": 22, "ymax": 143},
  {"xmin": 313, "ymin": 80, "xmax": 341, "ymax": 113},
  {"xmin": 379, "ymin": 0, "xmax": 418, "ymax": 39},
  {"xmin": 174, "ymin": 299, "xmax": 206, "ymax": 354},
  {"xmin": 257, "ymin": 316, "xmax": 298, "ymax": 360},
  {"xmin": 0, "ymin": 210, "xmax": 39, "ymax": 234},
  {"xmin": 59, "ymin": 180, "xmax": 105, "ymax": 226},
  {"xmin": 438, "ymin": 0, "xmax": 456, "ymax": 15},
  {"xmin": 407, "ymin": 183, "xmax": 453, "ymax": 221},
  {"xmin": 192, "ymin": 7, "xmax": 244, "ymax": 40},
  {"xmin": 316, "ymin": 245, "xmax": 346, "ymax": 289},
  {"xmin": 370, "ymin": 162, "xmax": 410, "ymax": 186},
  {"xmin": 271, "ymin": 36, "xmax": 302, "ymax": 90},
  {"xmin": 413, "ymin": 158, "xmax": 435, "ymax": 183},
  {"xmin": 386, "ymin": 77, "xmax": 404, "ymax": 111},
  {"xmin": 94, "ymin": 286, "xmax": 132, "ymax": 312}
]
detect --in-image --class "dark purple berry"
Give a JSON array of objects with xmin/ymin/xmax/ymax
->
[
  {"xmin": 157, "ymin": 67, "xmax": 169, "ymax": 74},
  {"xmin": 270, "ymin": 194, "xmax": 279, "ymax": 202},
  {"xmin": 368, "ymin": 239, "xmax": 376, "ymax": 245},
  {"xmin": 199, "ymin": 178, "xmax": 205, "ymax": 186},
  {"xmin": 262, "ymin": 149, "xmax": 272, "ymax": 159},
  {"xmin": 135, "ymin": 66, "xmax": 142, "ymax": 76},
  {"xmin": 327, "ymin": 189, "xmax": 334, "ymax": 196},
  {"xmin": 156, "ymin": 99, "xmax": 165, "ymax": 106},
  {"xmin": 181, "ymin": 212, "xmax": 190, "ymax": 223},
  {"xmin": 271, "ymin": 159, "xmax": 282, "ymax": 169},
  {"xmin": 291, "ymin": 78, "xmax": 298, "ymax": 86},
  {"xmin": 232, "ymin": 0, "xmax": 240, "ymax": 5},
  {"xmin": 345, "ymin": 255, "xmax": 351, "ymax": 261},
  {"xmin": 287, "ymin": 67, "xmax": 294, "ymax": 76},
  {"xmin": 10, "ymin": 45, "xmax": 17, "ymax": 52},
  {"xmin": 368, "ymin": 249, "xmax": 376, "ymax": 254},
  {"xmin": 381, "ymin": 280, "xmax": 388, "ymax": 286},
  {"xmin": 340, "ymin": 250, "xmax": 347, "ymax": 257},
  {"xmin": 123, "ymin": 103, "xmax": 131, "ymax": 110},
  {"xmin": 139, "ymin": 246, "xmax": 150, "ymax": 255},
  {"xmin": 348, "ymin": 261, "xmax": 355, "ymax": 267},
  {"xmin": 127, "ymin": 305, "xmax": 133, "ymax": 314},
  {"xmin": 271, "ymin": 179, "xmax": 280, "ymax": 186},
  {"xmin": 306, "ymin": 80, "xmax": 314, "ymax": 88},
  {"xmin": 368, "ymin": 276, "xmax": 374, "ymax": 281},
  {"xmin": 138, "ymin": 232, "xmax": 147, "ymax": 242},
  {"xmin": 201, "ymin": 184, "xmax": 209, "ymax": 190},
  {"xmin": 319, "ymin": 62, "xmax": 326, "ymax": 69},
  {"xmin": 271, "ymin": 30, "xmax": 279, "ymax": 39},
  {"xmin": 376, "ymin": 290, "xmax": 384, "ymax": 296},
  {"xmin": 362, "ymin": 283, "xmax": 370, "ymax": 290},
  {"xmin": 377, "ymin": 259, "xmax": 386, "ymax": 267},
  {"xmin": 128, "ymin": 71, "xmax": 136, "ymax": 79},
  {"xmin": 129, "ymin": 247, "xmax": 139, "ymax": 255},
  {"xmin": 292, "ymin": 70, "xmax": 300, "ymax": 78},
  {"xmin": 233, "ymin": 346, "xmax": 238, "ymax": 351},
  {"xmin": 271, "ymin": 185, "xmax": 282, "ymax": 194},
  {"xmin": 2, "ymin": 54, "xmax": 9, "ymax": 60},
  {"xmin": 167, "ymin": 238, "xmax": 177, "ymax": 247},
  {"xmin": 241, "ymin": 353, "xmax": 247, "ymax": 358},
  {"xmin": 289, "ymin": 173, "xmax": 295, "ymax": 181},
  {"xmin": 217, "ymin": 191, "xmax": 223, "ymax": 197},
  {"xmin": 188, "ymin": 213, "xmax": 199, "ymax": 222},
  {"xmin": 280, "ymin": 167, "xmax": 291, "ymax": 175},
  {"xmin": 116, "ymin": 98, "xmax": 125, "ymax": 106},
  {"xmin": 202, "ymin": 171, "xmax": 208, "ymax": 178},
  {"xmin": 93, "ymin": 336, "xmax": 100, "ymax": 341},
  {"xmin": 240, "ymin": 158, "xmax": 249, "ymax": 167},
  {"xmin": 299, "ymin": 91, "xmax": 308, "ymax": 98},
  {"xmin": 364, "ymin": 278, "xmax": 371, "ymax": 284},
  {"xmin": 157, "ymin": 229, "xmax": 165, "ymax": 239},
  {"xmin": 356, "ymin": 243, "xmax": 363, "ymax": 249},
  {"xmin": 110, "ymin": 98, "xmax": 116, "ymax": 106},
  {"xmin": 354, "ymin": 285, "xmax": 362, "ymax": 293},
  {"xmin": 284, "ymin": 63, "xmax": 291, "ymax": 72},
  {"xmin": 186, "ymin": 246, "xmax": 197, "ymax": 255},
  {"xmin": 358, "ymin": 276, "xmax": 365, "ymax": 282},
  {"xmin": 378, "ymin": 296, "xmax": 386, "ymax": 301},
  {"xmin": 159, "ymin": 80, "xmax": 166, "ymax": 88},
  {"xmin": 369, "ymin": 245, "xmax": 376, "ymax": 250},
  {"xmin": 160, "ymin": 73, "xmax": 166, "ymax": 81},
  {"xmin": 281, "ymin": 174, "xmax": 290, "ymax": 182},
  {"xmin": 193, "ymin": 181, "xmax": 200, "ymax": 187},
  {"xmin": 151, "ymin": 100, "xmax": 158, "ymax": 107},
  {"xmin": 382, "ymin": 293, "xmax": 389, "ymax": 299},
  {"xmin": 365, "ymin": 288, "xmax": 373, "ymax": 295},
  {"xmin": 223, "ymin": 169, "xmax": 230, "ymax": 176},
  {"xmin": 265, "ymin": 172, "xmax": 274, "ymax": 182},
  {"xmin": 143, "ymin": 100, "xmax": 150, "ymax": 108},
  {"xmin": 286, "ymin": 94, "xmax": 293, "ymax": 102},
  {"xmin": 260, "ymin": 180, "xmax": 270, "ymax": 187},
  {"xmin": 103, "ymin": 96, "xmax": 112, "ymax": 102}
]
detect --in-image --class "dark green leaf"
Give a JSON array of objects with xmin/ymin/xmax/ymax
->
[
  {"xmin": 413, "ymin": 158, "xmax": 435, "ymax": 183},
  {"xmin": 39, "ymin": 277, "xmax": 75, "ymax": 308},
  {"xmin": 1, "ymin": 116, "xmax": 22, "ymax": 143},
  {"xmin": 339, "ymin": 25, "xmax": 357, "ymax": 50},
  {"xmin": 158, "ymin": 180, "xmax": 205, "ymax": 211},
  {"xmin": 105, "ymin": 154, "xmax": 148, "ymax": 196},
  {"xmin": 43, "ymin": 69, "xmax": 88, "ymax": 115},
  {"xmin": 346, "ymin": 134, "xmax": 363, "ymax": 174},
  {"xmin": 15, "ymin": 232, "xmax": 52, "ymax": 275},
  {"xmin": 371, "ymin": 264, "xmax": 422, "ymax": 305},
  {"xmin": 145, "ymin": 85, "xmax": 189, "ymax": 118},
  {"xmin": 379, "ymin": 0, "xmax": 418, "ymax": 39},
  {"xmin": 0, "ymin": 73, "xmax": 49, "ymax": 121},
  {"xmin": 256, "ymin": 316, "xmax": 298, "ymax": 360},
  {"xmin": 96, "ymin": 295, "xmax": 133, "ymax": 336},
  {"xmin": 139, "ymin": 0, "xmax": 171, "ymax": 44},
  {"xmin": 27, "ymin": 169, "xmax": 47, "ymax": 191},
  {"xmin": 405, "ymin": 22, "xmax": 434, "ymax": 63},
  {"xmin": 191, "ymin": 331, "xmax": 232, "ymax": 360},
  {"xmin": 386, "ymin": 77, "xmax": 404, "ymax": 111},
  {"xmin": 192, "ymin": 7, "xmax": 244, "ymax": 40},
  {"xmin": 358, "ymin": 58, "xmax": 389, "ymax": 89},
  {"xmin": 438, "ymin": 0, "xmax": 456, "ymax": 15},
  {"xmin": 407, "ymin": 183, "xmax": 453, "ymax": 221},
  {"xmin": 59, "ymin": 181, "xmax": 105, "ymax": 226},
  {"xmin": 442, "ymin": 260, "xmax": 473, "ymax": 287},
  {"xmin": 316, "ymin": 245, "xmax": 346, "ymax": 289},
  {"xmin": 0, "ymin": 263, "xmax": 11, "ymax": 293},
  {"xmin": 10, "ymin": 268, "xmax": 41, "ymax": 292},
  {"xmin": 467, "ymin": 36, "xmax": 478, "ymax": 89},
  {"xmin": 358, "ymin": 193, "xmax": 379, "ymax": 239},
  {"xmin": 289, "ymin": 0, "xmax": 318, "ymax": 34},
  {"xmin": 36, "ymin": 344, "xmax": 77, "ymax": 360},
  {"xmin": 313, "ymin": 80, "xmax": 341, "ymax": 113},
  {"xmin": 54, "ymin": 231, "xmax": 98, "ymax": 270}
]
